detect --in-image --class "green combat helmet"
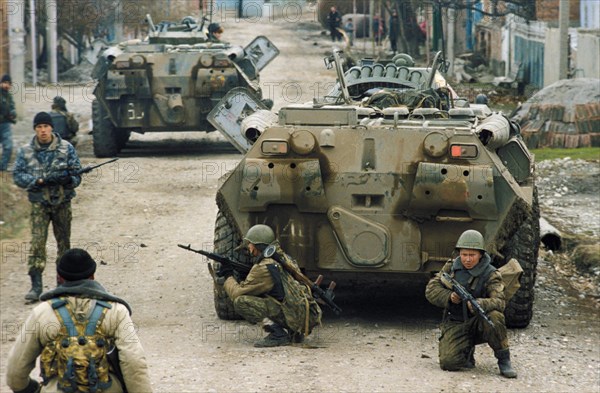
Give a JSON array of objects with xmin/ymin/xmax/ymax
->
[
  {"xmin": 244, "ymin": 224, "xmax": 275, "ymax": 246},
  {"xmin": 455, "ymin": 230, "xmax": 486, "ymax": 251}
]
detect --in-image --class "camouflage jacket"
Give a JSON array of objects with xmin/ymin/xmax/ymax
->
[
  {"xmin": 224, "ymin": 244, "xmax": 322, "ymax": 334},
  {"xmin": 425, "ymin": 254, "xmax": 506, "ymax": 321},
  {"xmin": 224, "ymin": 258, "xmax": 277, "ymax": 300},
  {"xmin": 13, "ymin": 133, "xmax": 82, "ymax": 204},
  {"xmin": 0, "ymin": 88, "xmax": 16, "ymax": 124},
  {"xmin": 6, "ymin": 280, "xmax": 153, "ymax": 393}
]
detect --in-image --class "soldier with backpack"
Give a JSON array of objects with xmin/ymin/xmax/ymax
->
[
  {"xmin": 425, "ymin": 229, "xmax": 518, "ymax": 378},
  {"xmin": 219, "ymin": 224, "xmax": 322, "ymax": 347},
  {"xmin": 49, "ymin": 96, "xmax": 79, "ymax": 147},
  {"xmin": 6, "ymin": 248, "xmax": 152, "ymax": 392}
]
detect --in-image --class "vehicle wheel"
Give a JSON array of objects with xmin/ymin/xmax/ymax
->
[
  {"xmin": 212, "ymin": 211, "xmax": 251, "ymax": 320},
  {"xmin": 501, "ymin": 187, "xmax": 540, "ymax": 328},
  {"xmin": 92, "ymin": 100, "xmax": 119, "ymax": 157}
]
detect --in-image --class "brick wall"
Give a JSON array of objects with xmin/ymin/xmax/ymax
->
[{"xmin": 536, "ymin": 0, "xmax": 580, "ymax": 22}]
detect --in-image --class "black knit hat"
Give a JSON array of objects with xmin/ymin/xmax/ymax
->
[
  {"xmin": 1, "ymin": 74, "xmax": 11, "ymax": 83},
  {"xmin": 33, "ymin": 112, "xmax": 53, "ymax": 128},
  {"xmin": 57, "ymin": 248, "xmax": 97, "ymax": 281}
]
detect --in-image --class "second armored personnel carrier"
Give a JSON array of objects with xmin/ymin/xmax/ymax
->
[
  {"xmin": 91, "ymin": 16, "xmax": 278, "ymax": 157},
  {"xmin": 208, "ymin": 51, "xmax": 540, "ymax": 328}
]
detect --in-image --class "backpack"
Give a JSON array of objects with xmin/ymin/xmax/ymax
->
[
  {"xmin": 268, "ymin": 246, "xmax": 322, "ymax": 335},
  {"xmin": 40, "ymin": 298, "xmax": 113, "ymax": 392},
  {"xmin": 497, "ymin": 258, "xmax": 523, "ymax": 301}
]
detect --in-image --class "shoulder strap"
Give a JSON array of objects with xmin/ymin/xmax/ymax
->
[
  {"xmin": 85, "ymin": 300, "xmax": 112, "ymax": 336},
  {"xmin": 50, "ymin": 298, "xmax": 78, "ymax": 337},
  {"xmin": 265, "ymin": 263, "xmax": 285, "ymax": 301}
]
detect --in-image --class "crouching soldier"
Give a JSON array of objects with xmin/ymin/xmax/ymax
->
[
  {"xmin": 425, "ymin": 230, "xmax": 518, "ymax": 378},
  {"xmin": 6, "ymin": 248, "xmax": 153, "ymax": 392},
  {"xmin": 220, "ymin": 224, "xmax": 322, "ymax": 347}
]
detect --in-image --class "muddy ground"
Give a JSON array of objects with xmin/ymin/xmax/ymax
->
[{"xmin": 1, "ymin": 6, "xmax": 599, "ymax": 392}]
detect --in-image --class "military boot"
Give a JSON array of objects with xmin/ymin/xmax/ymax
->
[
  {"xmin": 464, "ymin": 347, "xmax": 476, "ymax": 369},
  {"xmin": 254, "ymin": 324, "xmax": 291, "ymax": 348},
  {"xmin": 24, "ymin": 270, "xmax": 43, "ymax": 302},
  {"xmin": 495, "ymin": 349, "xmax": 517, "ymax": 378}
]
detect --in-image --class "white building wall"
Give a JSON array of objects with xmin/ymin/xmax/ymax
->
[{"xmin": 580, "ymin": 0, "xmax": 600, "ymax": 29}]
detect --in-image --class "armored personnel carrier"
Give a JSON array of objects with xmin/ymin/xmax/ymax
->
[
  {"xmin": 91, "ymin": 15, "xmax": 279, "ymax": 157},
  {"xmin": 208, "ymin": 51, "xmax": 539, "ymax": 328}
]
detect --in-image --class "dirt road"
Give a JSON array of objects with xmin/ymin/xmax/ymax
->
[{"xmin": 1, "ymin": 5, "xmax": 599, "ymax": 392}]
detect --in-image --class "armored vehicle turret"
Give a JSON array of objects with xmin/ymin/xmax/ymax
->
[
  {"xmin": 208, "ymin": 51, "xmax": 540, "ymax": 328},
  {"xmin": 91, "ymin": 15, "xmax": 278, "ymax": 157}
]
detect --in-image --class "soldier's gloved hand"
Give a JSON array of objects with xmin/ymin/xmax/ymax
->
[
  {"xmin": 44, "ymin": 171, "xmax": 71, "ymax": 186},
  {"xmin": 216, "ymin": 263, "xmax": 233, "ymax": 278}
]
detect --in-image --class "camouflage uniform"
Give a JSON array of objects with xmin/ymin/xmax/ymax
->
[
  {"xmin": 425, "ymin": 253, "xmax": 509, "ymax": 371},
  {"xmin": 13, "ymin": 134, "xmax": 82, "ymax": 273},
  {"xmin": 49, "ymin": 108, "xmax": 79, "ymax": 145},
  {"xmin": 224, "ymin": 243, "xmax": 321, "ymax": 337}
]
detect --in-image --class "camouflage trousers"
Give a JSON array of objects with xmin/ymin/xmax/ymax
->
[
  {"xmin": 233, "ymin": 295, "xmax": 289, "ymax": 331},
  {"xmin": 438, "ymin": 310, "xmax": 509, "ymax": 371},
  {"xmin": 28, "ymin": 201, "xmax": 72, "ymax": 273}
]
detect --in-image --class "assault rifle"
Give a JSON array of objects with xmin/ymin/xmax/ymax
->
[
  {"xmin": 75, "ymin": 158, "xmax": 119, "ymax": 176},
  {"xmin": 441, "ymin": 272, "xmax": 494, "ymax": 327},
  {"xmin": 106, "ymin": 345, "xmax": 127, "ymax": 393},
  {"xmin": 264, "ymin": 244, "xmax": 342, "ymax": 315},
  {"xmin": 44, "ymin": 158, "xmax": 119, "ymax": 185},
  {"xmin": 177, "ymin": 244, "xmax": 253, "ymax": 275}
]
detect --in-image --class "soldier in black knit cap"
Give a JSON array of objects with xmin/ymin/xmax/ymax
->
[{"xmin": 6, "ymin": 248, "xmax": 152, "ymax": 393}]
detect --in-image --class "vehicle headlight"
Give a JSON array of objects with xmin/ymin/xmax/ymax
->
[{"xmin": 261, "ymin": 140, "xmax": 289, "ymax": 155}]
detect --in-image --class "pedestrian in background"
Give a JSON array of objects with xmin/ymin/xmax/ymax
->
[
  {"xmin": 327, "ymin": 6, "xmax": 342, "ymax": 42},
  {"xmin": 344, "ymin": 17, "xmax": 354, "ymax": 46},
  {"xmin": 0, "ymin": 74, "xmax": 16, "ymax": 171},
  {"xmin": 389, "ymin": 9, "xmax": 400, "ymax": 54},
  {"xmin": 13, "ymin": 112, "xmax": 82, "ymax": 302}
]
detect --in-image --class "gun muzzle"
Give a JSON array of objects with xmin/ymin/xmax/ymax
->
[{"xmin": 314, "ymin": 275, "xmax": 324, "ymax": 286}]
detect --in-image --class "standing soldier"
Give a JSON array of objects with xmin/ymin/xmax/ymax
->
[
  {"xmin": 425, "ymin": 229, "xmax": 518, "ymax": 378},
  {"xmin": 219, "ymin": 224, "xmax": 322, "ymax": 347},
  {"xmin": 13, "ymin": 112, "xmax": 82, "ymax": 302},
  {"xmin": 0, "ymin": 74, "xmax": 16, "ymax": 171},
  {"xmin": 49, "ymin": 96, "xmax": 80, "ymax": 146},
  {"xmin": 6, "ymin": 248, "xmax": 153, "ymax": 392},
  {"xmin": 327, "ymin": 6, "xmax": 342, "ymax": 42}
]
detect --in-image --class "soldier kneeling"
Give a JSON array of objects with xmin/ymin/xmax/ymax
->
[
  {"xmin": 220, "ymin": 224, "xmax": 322, "ymax": 347},
  {"xmin": 426, "ymin": 230, "xmax": 518, "ymax": 378}
]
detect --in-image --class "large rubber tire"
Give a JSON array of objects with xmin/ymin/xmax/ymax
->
[
  {"xmin": 212, "ymin": 211, "xmax": 252, "ymax": 320},
  {"xmin": 502, "ymin": 188, "xmax": 540, "ymax": 328},
  {"xmin": 92, "ymin": 100, "xmax": 119, "ymax": 157}
]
